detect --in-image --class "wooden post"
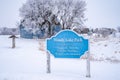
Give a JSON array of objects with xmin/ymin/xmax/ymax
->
[
  {"xmin": 47, "ymin": 51, "xmax": 51, "ymax": 73},
  {"xmin": 12, "ymin": 38, "xmax": 15, "ymax": 48},
  {"xmin": 9, "ymin": 35, "xmax": 18, "ymax": 48},
  {"xmin": 86, "ymin": 51, "xmax": 91, "ymax": 78}
]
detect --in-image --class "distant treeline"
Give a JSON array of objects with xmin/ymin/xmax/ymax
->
[
  {"xmin": 0, "ymin": 26, "xmax": 120, "ymax": 38},
  {"xmin": 0, "ymin": 27, "xmax": 19, "ymax": 35},
  {"xmin": 73, "ymin": 27, "xmax": 120, "ymax": 38}
]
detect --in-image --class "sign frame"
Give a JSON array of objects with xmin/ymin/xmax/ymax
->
[
  {"xmin": 47, "ymin": 30, "xmax": 88, "ymax": 58},
  {"xmin": 46, "ymin": 30, "xmax": 91, "ymax": 77}
]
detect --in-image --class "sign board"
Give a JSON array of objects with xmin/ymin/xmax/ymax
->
[{"xmin": 47, "ymin": 30, "xmax": 88, "ymax": 58}]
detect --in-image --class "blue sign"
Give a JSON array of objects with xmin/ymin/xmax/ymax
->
[{"xmin": 47, "ymin": 30, "xmax": 88, "ymax": 58}]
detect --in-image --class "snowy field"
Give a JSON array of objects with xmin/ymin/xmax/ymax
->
[{"xmin": 0, "ymin": 35, "xmax": 120, "ymax": 80}]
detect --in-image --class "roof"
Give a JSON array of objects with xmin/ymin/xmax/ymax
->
[{"xmin": 9, "ymin": 35, "xmax": 18, "ymax": 38}]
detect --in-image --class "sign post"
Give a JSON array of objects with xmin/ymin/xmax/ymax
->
[
  {"xmin": 86, "ymin": 51, "xmax": 91, "ymax": 77},
  {"xmin": 46, "ymin": 30, "xmax": 90, "ymax": 77},
  {"xmin": 46, "ymin": 51, "xmax": 51, "ymax": 73}
]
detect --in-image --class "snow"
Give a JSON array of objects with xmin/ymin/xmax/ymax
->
[
  {"xmin": 88, "ymin": 37, "xmax": 120, "ymax": 62},
  {"xmin": 0, "ymin": 35, "xmax": 120, "ymax": 80}
]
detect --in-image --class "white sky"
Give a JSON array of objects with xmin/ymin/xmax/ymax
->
[
  {"xmin": 85, "ymin": 0, "xmax": 120, "ymax": 28},
  {"xmin": 0, "ymin": 0, "xmax": 120, "ymax": 28},
  {"xmin": 0, "ymin": 0, "xmax": 26, "ymax": 28}
]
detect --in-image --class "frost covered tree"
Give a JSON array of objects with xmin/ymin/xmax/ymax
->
[
  {"xmin": 20, "ymin": 0, "xmax": 54, "ymax": 35},
  {"xmin": 19, "ymin": 0, "xmax": 86, "ymax": 36}
]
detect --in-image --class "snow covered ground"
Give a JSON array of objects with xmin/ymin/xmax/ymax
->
[{"xmin": 0, "ymin": 35, "xmax": 120, "ymax": 80}]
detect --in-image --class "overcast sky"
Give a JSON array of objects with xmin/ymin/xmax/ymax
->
[
  {"xmin": 0, "ymin": 0, "xmax": 120, "ymax": 28},
  {"xmin": 85, "ymin": 0, "xmax": 120, "ymax": 29},
  {"xmin": 0, "ymin": 0, "xmax": 26, "ymax": 28}
]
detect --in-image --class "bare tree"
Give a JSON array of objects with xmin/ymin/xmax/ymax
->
[
  {"xmin": 56, "ymin": 0, "xmax": 86, "ymax": 29},
  {"xmin": 117, "ymin": 26, "xmax": 120, "ymax": 32}
]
